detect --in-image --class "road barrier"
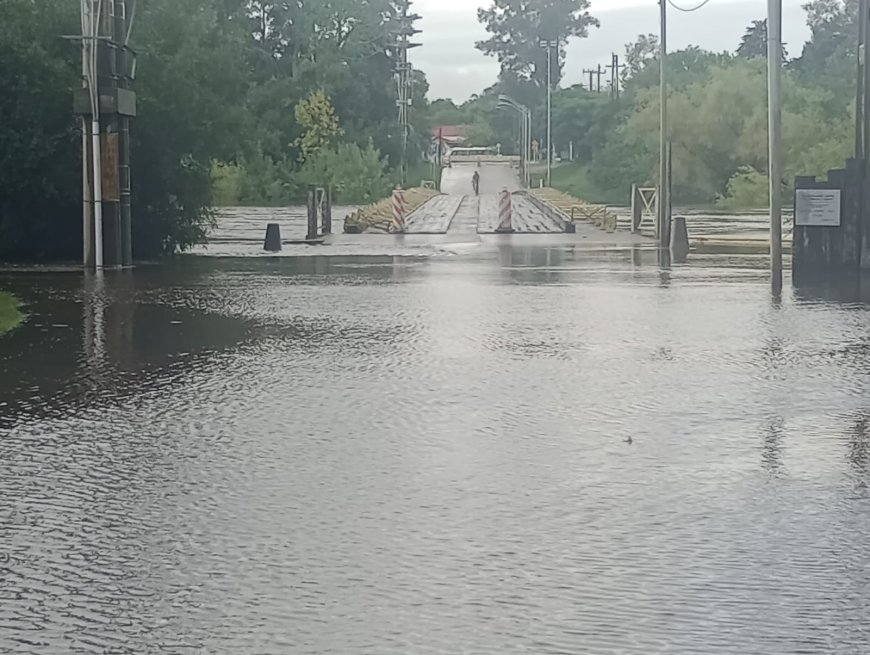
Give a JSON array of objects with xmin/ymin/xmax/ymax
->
[
  {"xmin": 263, "ymin": 223, "xmax": 281, "ymax": 252},
  {"xmin": 391, "ymin": 188, "xmax": 406, "ymax": 233},
  {"xmin": 496, "ymin": 189, "xmax": 515, "ymax": 233}
]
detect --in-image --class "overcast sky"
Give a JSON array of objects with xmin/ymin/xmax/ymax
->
[{"xmin": 411, "ymin": 0, "xmax": 811, "ymax": 101}]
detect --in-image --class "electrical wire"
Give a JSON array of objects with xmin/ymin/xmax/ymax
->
[{"xmin": 667, "ymin": 0, "xmax": 713, "ymax": 12}]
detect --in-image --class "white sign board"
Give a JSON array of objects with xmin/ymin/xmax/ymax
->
[{"xmin": 795, "ymin": 189, "xmax": 841, "ymax": 227}]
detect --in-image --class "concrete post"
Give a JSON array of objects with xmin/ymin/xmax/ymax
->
[
  {"xmin": 670, "ymin": 216, "xmax": 689, "ymax": 261},
  {"xmin": 264, "ymin": 223, "xmax": 282, "ymax": 252}
]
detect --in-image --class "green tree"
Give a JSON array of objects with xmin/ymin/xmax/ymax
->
[
  {"xmin": 300, "ymin": 142, "xmax": 391, "ymax": 203},
  {"xmin": 622, "ymin": 34, "xmax": 659, "ymax": 85},
  {"xmin": 737, "ymin": 19, "xmax": 788, "ymax": 60},
  {"xmin": 0, "ymin": 0, "xmax": 80, "ymax": 259},
  {"xmin": 476, "ymin": 0, "xmax": 599, "ymax": 88},
  {"xmin": 295, "ymin": 90, "xmax": 344, "ymax": 160}
]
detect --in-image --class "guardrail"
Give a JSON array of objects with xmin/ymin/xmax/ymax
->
[{"xmin": 445, "ymin": 155, "xmax": 521, "ymax": 166}]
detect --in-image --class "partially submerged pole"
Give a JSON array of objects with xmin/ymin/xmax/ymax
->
[
  {"xmin": 307, "ymin": 186, "xmax": 318, "ymax": 241},
  {"xmin": 768, "ymin": 0, "xmax": 784, "ymax": 295},
  {"xmin": 659, "ymin": 0, "xmax": 669, "ymax": 248}
]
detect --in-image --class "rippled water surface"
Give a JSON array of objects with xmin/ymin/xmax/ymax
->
[{"xmin": 3, "ymin": 219, "xmax": 870, "ymax": 653}]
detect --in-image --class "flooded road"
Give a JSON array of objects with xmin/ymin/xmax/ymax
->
[{"xmin": 3, "ymin": 213, "xmax": 870, "ymax": 653}]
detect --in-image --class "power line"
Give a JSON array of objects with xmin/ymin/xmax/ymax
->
[{"xmin": 667, "ymin": 0, "xmax": 712, "ymax": 12}]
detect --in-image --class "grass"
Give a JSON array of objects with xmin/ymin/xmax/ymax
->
[
  {"xmin": 531, "ymin": 163, "xmax": 626, "ymax": 206},
  {"xmin": 0, "ymin": 292, "xmax": 23, "ymax": 336},
  {"xmin": 401, "ymin": 161, "xmax": 441, "ymax": 189}
]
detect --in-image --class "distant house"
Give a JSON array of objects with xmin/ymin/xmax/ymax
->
[
  {"xmin": 432, "ymin": 125, "xmax": 469, "ymax": 148},
  {"xmin": 432, "ymin": 125, "xmax": 469, "ymax": 161}
]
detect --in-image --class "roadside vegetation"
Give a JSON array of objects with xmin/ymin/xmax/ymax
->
[
  {"xmin": 0, "ymin": 293, "xmax": 23, "ymax": 336},
  {"xmin": 434, "ymin": 0, "xmax": 856, "ymax": 208}
]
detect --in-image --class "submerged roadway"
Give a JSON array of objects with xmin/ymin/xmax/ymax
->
[{"xmin": 404, "ymin": 163, "xmax": 567, "ymax": 235}]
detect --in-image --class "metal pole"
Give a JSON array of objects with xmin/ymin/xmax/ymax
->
[
  {"xmin": 659, "ymin": 0, "xmax": 669, "ymax": 247},
  {"xmin": 768, "ymin": 0, "xmax": 783, "ymax": 294},
  {"xmin": 92, "ymin": 119, "xmax": 104, "ymax": 268},
  {"xmin": 547, "ymin": 44, "xmax": 553, "ymax": 187},
  {"xmin": 82, "ymin": 118, "xmax": 94, "ymax": 268}
]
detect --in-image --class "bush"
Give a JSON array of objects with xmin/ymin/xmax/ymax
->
[
  {"xmin": 716, "ymin": 166, "xmax": 770, "ymax": 209},
  {"xmin": 299, "ymin": 141, "xmax": 391, "ymax": 204}
]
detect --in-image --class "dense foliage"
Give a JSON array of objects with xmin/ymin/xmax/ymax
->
[
  {"xmin": 0, "ymin": 0, "xmax": 429, "ymax": 259},
  {"xmin": 456, "ymin": 0, "xmax": 860, "ymax": 207}
]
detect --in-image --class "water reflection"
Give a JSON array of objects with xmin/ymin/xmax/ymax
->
[{"xmin": 3, "ymin": 246, "xmax": 870, "ymax": 653}]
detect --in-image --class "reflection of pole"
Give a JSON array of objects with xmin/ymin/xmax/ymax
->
[
  {"xmin": 768, "ymin": 0, "xmax": 783, "ymax": 295},
  {"xmin": 857, "ymin": 0, "xmax": 866, "ymax": 158},
  {"xmin": 659, "ymin": 0, "xmax": 669, "ymax": 247}
]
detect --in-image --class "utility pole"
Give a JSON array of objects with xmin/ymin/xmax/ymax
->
[
  {"xmin": 583, "ymin": 68, "xmax": 595, "ymax": 92},
  {"xmin": 73, "ymin": 0, "xmax": 137, "ymax": 269},
  {"xmin": 392, "ymin": 1, "xmax": 421, "ymax": 188},
  {"xmin": 540, "ymin": 39, "xmax": 558, "ymax": 187},
  {"xmin": 595, "ymin": 64, "xmax": 605, "ymax": 93},
  {"xmin": 659, "ymin": 0, "xmax": 670, "ymax": 248},
  {"xmin": 767, "ymin": 0, "xmax": 783, "ymax": 294},
  {"xmin": 607, "ymin": 54, "xmax": 625, "ymax": 99},
  {"xmin": 858, "ymin": 0, "xmax": 870, "ymax": 160}
]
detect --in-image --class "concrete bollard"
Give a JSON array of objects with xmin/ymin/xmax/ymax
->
[
  {"xmin": 264, "ymin": 223, "xmax": 282, "ymax": 252},
  {"xmin": 670, "ymin": 216, "xmax": 690, "ymax": 261},
  {"xmin": 496, "ymin": 188, "xmax": 515, "ymax": 233}
]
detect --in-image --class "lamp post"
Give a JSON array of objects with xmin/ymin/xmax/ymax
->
[
  {"xmin": 498, "ymin": 95, "xmax": 531, "ymax": 187},
  {"xmin": 540, "ymin": 39, "xmax": 558, "ymax": 187}
]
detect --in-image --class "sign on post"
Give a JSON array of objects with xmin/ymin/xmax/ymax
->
[{"xmin": 795, "ymin": 189, "xmax": 841, "ymax": 227}]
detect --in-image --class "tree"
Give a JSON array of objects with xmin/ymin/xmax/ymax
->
[
  {"xmin": 476, "ymin": 0, "xmax": 599, "ymax": 88},
  {"xmin": 737, "ymin": 19, "xmax": 788, "ymax": 60},
  {"xmin": 792, "ymin": 0, "xmax": 858, "ymax": 100},
  {"xmin": 300, "ymin": 142, "xmax": 391, "ymax": 203},
  {"xmin": 0, "ymin": 0, "xmax": 80, "ymax": 259},
  {"xmin": 622, "ymin": 34, "xmax": 659, "ymax": 85},
  {"xmin": 295, "ymin": 90, "xmax": 344, "ymax": 160}
]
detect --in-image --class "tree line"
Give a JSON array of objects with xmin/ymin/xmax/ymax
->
[
  {"xmin": 0, "ymin": 0, "xmax": 431, "ymax": 260},
  {"xmin": 442, "ymin": 0, "xmax": 859, "ymax": 208}
]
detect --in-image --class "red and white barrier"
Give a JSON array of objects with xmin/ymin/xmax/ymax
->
[
  {"xmin": 496, "ymin": 188, "xmax": 514, "ymax": 233},
  {"xmin": 391, "ymin": 188, "xmax": 406, "ymax": 233}
]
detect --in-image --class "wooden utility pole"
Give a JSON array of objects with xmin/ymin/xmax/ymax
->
[
  {"xmin": 607, "ymin": 53, "xmax": 625, "ymax": 99},
  {"xmin": 583, "ymin": 68, "xmax": 595, "ymax": 92},
  {"xmin": 595, "ymin": 64, "xmax": 605, "ymax": 93},
  {"xmin": 768, "ymin": 0, "xmax": 783, "ymax": 294}
]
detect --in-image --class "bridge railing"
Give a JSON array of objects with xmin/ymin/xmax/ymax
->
[{"xmin": 445, "ymin": 154, "xmax": 521, "ymax": 167}]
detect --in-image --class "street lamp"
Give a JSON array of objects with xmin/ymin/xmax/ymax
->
[
  {"xmin": 540, "ymin": 39, "xmax": 558, "ymax": 187},
  {"xmin": 498, "ymin": 95, "xmax": 532, "ymax": 188}
]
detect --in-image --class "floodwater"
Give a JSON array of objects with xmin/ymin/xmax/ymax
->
[{"xmin": 3, "ymin": 210, "xmax": 870, "ymax": 654}]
